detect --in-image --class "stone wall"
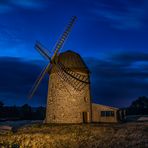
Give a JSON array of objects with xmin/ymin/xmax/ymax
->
[{"xmin": 45, "ymin": 70, "xmax": 91, "ymax": 123}]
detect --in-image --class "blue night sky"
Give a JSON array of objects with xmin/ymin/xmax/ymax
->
[{"xmin": 0, "ymin": 0, "xmax": 148, "ymax": 107}]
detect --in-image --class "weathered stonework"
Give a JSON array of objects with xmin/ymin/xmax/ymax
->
[{"xmin": 45, "ymin": 51, "xmax": 91, "ymax": 123}]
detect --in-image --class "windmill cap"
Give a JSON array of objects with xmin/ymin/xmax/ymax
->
[{"xmin": 57, "ymin": 50, "xmax": 89, "ymax": 73}]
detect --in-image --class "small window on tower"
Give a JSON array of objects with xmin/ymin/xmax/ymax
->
[
  {"xmin": 84, "ymin": 97, "xmax": 88, "ymax": 102},
  {"xmin": 53, "ymin": 115, "xmax": 56, "ymax": 120}
]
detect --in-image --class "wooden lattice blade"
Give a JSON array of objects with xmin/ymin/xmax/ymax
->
[{"xmin": 28, "ymin": 63, "xmax": 52, "ymax": 99}]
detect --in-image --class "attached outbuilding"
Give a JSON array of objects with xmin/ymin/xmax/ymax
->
[{"xmin": 92, "ymin": 103, "xmax": 119, "ymax": 123}]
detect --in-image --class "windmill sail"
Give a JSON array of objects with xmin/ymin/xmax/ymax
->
[
  {"xmin": 56, "ymin": 61, "xmax": 89, "ymax": 91},
  {"xmin": 35, "ymin": 41, "xmax": 51, "ymax": 60},
  {"xmin": 29, "ymin": 16, "xmax": 77, "ymax": 98},
  {"xmin": 28, "ymin": 63, "xmax": 52, "ymax": 98},
  {"xmin": 51, "ymin": 16, "xmax": 77, "ymax": 61}
]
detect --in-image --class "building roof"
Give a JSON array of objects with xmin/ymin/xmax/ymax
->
[
  {"xmin": 92, "ymin": 103, "xmax": 119, "ymax": 110},
  {"xmin": 56, "ymin": 50, "xmax": 89, "ymax": 73}
]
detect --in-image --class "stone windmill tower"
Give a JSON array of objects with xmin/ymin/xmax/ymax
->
[{"xmin": 29, "ymin": 17, "xmax": 92, "ymax": 123}]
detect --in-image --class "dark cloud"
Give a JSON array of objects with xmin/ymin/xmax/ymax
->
[
  {"xmin": 0, "ymin": 24, "xmax": 23, "ymax": 48},
  {"xmin": 85, "ymin": 52, "xmax": 148, "ymax": 107},
  {"xmin": 0, "ymin": 57, "xmax": 48, "ymax": 106},
  {"xmin": 1, "ymin": 52, "xmax": 148, "ymax": 107},
  {"xmin": 1, "ymin": 0, "xmax": 148, "ymax": 31},
  {"xmin": 111, "ymin": 52, "xmax": 148, "ymax": 63},
  {"xmin": 92, "ymin": 0, "xmax": 148, "ymax": 30},
  {"xmin": 0, "ymin": 0, "xmax": 49, "ymax": 13}
]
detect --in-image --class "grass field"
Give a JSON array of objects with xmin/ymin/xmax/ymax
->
[{"xmin": 0, "ymin": 122, "xmax": 148, "ymax": 148}]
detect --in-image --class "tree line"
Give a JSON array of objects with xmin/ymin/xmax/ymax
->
[
  {"xmin": 0, "ymin": 96, "xmax": 148, "ymax": 120},
  {"xmin": 126, "ymin": 96, "xmax": 148, "ymax": 115},
  {"xmin": 0, "ymin": 103, "xmax": 45, "ymax": 120}
]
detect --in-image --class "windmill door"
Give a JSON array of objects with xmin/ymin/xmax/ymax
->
[{"xmin": 82, "ymin": 112, "xmax": 89, "ymax": 123}]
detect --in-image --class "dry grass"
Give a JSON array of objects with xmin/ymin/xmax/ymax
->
[{"xmin": 0, "ymin": 122, "xmax": 148, "ymax": 148}]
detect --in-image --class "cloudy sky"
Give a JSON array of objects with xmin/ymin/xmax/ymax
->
[{"xmin": 0, "ymin": 0, "xmax": 148, "ymax": 107}]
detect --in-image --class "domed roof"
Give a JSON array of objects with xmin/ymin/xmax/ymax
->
[{"xmin": 57, "ymin": 50, "xmax": 89, "ymax": 73}]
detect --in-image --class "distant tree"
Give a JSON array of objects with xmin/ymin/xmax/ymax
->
[
  {"xmin": 0, "ymin": 101, "xmax": 4, "ymax": 118},
  {"xmin": 34, "ymin": 106, "xmax": 46, "ymax": 120},
  {"xmin": 0, "ymin": 101, "xmax": 4, "ymax": 108},
  {"xmin": 11, "ymin": 105, "xmax": 19, "ymax": 118},
  {"xmin": 21, "ymin": 104, "xmax": 33, "ymax": 120},
  {"xmin": 127, "ymin": 96, "xmax": 148, "ymax": 115},
  {"xmin": 130, "ymin": 96, "xmax": 148, "ymax": 108}
]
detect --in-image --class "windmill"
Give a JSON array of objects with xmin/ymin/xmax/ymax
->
[{"xmin": 29, "ymin": 16, "xmax": 92, "ymax": 123}]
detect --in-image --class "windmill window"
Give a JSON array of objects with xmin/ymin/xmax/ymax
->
[
  {"xmin": 84, "ymin": 97, "xmax": 88, "ymax": 102},
  {"xmin": 101, "ymin": 111, "xmax": 114, "ymax": 117},
  {"xmin": 53, "ymin": 115, "xmax": 56, "ymax": 119},
  {"xmin": 51, "ymin": 83, "xmax": 54, "ymax": 89}
]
